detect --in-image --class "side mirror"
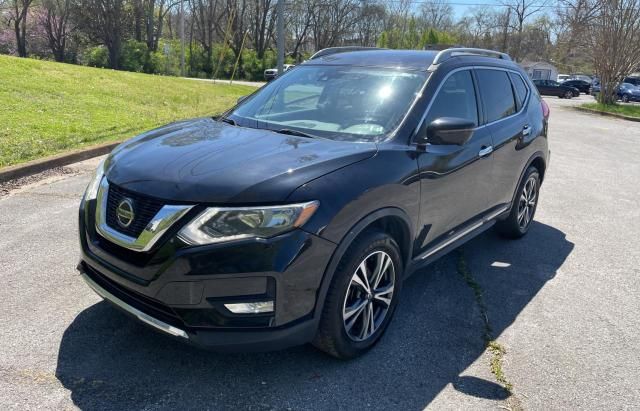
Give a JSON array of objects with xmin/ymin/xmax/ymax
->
[
  {"xmin": 237, "ymin": 95, "xmax": 248, "ymax": 104},
  {"xmin": 417, "ymin": 117, "xmax": 476, "ymax": 146}
]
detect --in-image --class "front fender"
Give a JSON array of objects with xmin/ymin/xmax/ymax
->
[{"xmin": 286, "ymin": 148, "xmax": 421, "ymax": 246}]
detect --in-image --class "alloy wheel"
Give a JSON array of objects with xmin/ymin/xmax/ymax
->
[
  {"xmin": 622, "ymin": 94, "xmax": 630, "ymax": 103},
  {"xmin": 564, "ymin": 91, "xmax": 573, "ymax": 99},
  {"xmin": 517, "ymin": 176, "xmax": 538, "ymax": 229},
  {"xmin": 342, "ymin": 251, "xmax": 395, "ymax": 342}
]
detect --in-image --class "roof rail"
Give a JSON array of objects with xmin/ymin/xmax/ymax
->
[
  {"xmin": 309, "ymin": 46, "xmax": 386, "ymax": 60},
  {"xmin": 430, "ymin": 48, "xmax": 511, "ymax": 66}
]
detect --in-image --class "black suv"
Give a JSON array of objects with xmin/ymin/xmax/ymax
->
[{"xmin": 78, "ymin": 48, "xmax": 549, "ymax": 359}]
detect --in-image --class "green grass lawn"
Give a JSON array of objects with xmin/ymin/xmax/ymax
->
[
  {"xmin": 0, "ymin": 55, "xmax": 255, "ymax": 168},
  {"xmin": 581, "ymin": 102, "xmax": 640, "ymax": 119}
]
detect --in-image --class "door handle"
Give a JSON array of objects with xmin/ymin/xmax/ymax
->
[
  {"xmin": 522, "ymin": 125, "xmax": 531, "ymax": 136},
  {"xmin": 478, "ymin": 146, "xmax": 493, "ymax": 157}
]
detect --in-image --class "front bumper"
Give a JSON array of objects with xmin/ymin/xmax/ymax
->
[{"xmin": 78, "ymin": 198, "xmax": 336, "ymax": 351}]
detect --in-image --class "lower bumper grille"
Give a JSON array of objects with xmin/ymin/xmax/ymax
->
[{"xmin": 82, "ymin": 262, "xmax": 184, "ymax": 329}]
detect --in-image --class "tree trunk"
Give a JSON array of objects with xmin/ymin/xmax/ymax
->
[
  {"xmin": 107, "ymin": 38, "xmax": 121, "ymax": 69},
  {"xmin": 14, "ymin": 17, "xmax": 27, "ymax": 57}
]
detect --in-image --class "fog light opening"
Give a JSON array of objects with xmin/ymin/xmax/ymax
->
[{"xmin": 224, "ymin": 301, "xmax": 274, "ymax": 314}]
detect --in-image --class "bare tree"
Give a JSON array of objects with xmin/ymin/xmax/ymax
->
[
  {"xmin": 455, "ymin": 7, "xmax": 495, "ymax": 48},
  {"xmin": 588, "ymin": 0, "xmax": 640, "ymax": 103},
  {"xmin": 310, "ymin": 0, "xmax": 359, "ymax": 50},
  {"xmin": 287, "ymin": 0, "xmax": 315, "ymax": 60},
  {"xmin": 355, "ymin": 1, "xmax": 386, "ymax": 46},
  {"xmin": 190, "ymin": 0, "xmax": 221, "ymax": 76},
  {"xmin": 419, "ymin": 0, "xmax": 453, "ymax": 31},
  {"xmin": 8, "ymin": 0, "xmax": 34, "ymax": 56},
  {"xmin": 250, "ymin": 0, "xmax": 274, "ymax": 59},
  {"xmin": 143, "ymin": 0, "xmax": 179, "ymax": 52},
  {"xmin": 40, "ymin": 0, "xmax": 73, "ymax": 61},
  {"xmin": 500, "ymin": 0, "xmax": 550, "ymax": 60}
]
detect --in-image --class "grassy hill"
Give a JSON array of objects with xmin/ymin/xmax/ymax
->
[{"xmin": 0, "ymin": 56, "xmax": 255, "ymax": 168}]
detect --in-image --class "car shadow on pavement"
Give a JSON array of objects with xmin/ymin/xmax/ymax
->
[{"xmin": 56, "ymin": 221, "xmax": 573, "ymax": 410}]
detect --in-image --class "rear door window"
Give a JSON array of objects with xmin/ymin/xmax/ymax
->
[{"xmin": 476, "ymin": 69, "xmax": 516, "ymax": 123}]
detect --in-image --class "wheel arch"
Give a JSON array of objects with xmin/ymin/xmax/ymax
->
[
  {"xmin": 311, "ymin": 207, "xmax": 413, "ymax": 322},
  {"xmin": 504, "ymin": 151, "xmax": 547, "ymax": 216}
]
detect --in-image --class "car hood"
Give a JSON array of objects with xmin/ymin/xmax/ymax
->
[{"xmin": 105, "ymin": 118, "xmax": 377, "ymax": 203}]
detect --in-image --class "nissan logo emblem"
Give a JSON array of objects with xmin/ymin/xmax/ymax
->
[{"xmin": 116, "ymin": 198, "xmax": 135, "ymax": 228}]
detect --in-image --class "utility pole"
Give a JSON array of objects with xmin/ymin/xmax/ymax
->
[
  {"xmin": 276, "ymin": 0, "xmax": 284, "ymax": 75},
  {"xmin": 180, "ymin": 0, "xmax": 185, "ymax": 77}
]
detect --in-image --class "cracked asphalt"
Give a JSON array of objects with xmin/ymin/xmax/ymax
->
[{"xmin": 1, "ymin": 95, "xmax": 639, "ymax": 410}]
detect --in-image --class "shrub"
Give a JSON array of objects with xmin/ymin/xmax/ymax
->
[{"xmin": 85, "ymin": 45, "xmax": 109, "ymax": 68}]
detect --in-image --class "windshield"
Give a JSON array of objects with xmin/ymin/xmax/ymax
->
[{"xmin": 227, "ymin": 65, "xmax": 428, "ymax": 142}]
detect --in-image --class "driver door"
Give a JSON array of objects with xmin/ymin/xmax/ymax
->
[{"xmin": 414, "ymin": 69, "xmax": 493, "ymax": 254}]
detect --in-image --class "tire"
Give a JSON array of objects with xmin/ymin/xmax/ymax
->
[
  {"xmin": 313, "ymin": 230, "xmax": 403, "ymax": 359},
  {"xmin": 496, "ymin": 166, "xmax": 540, "ymax": 239},
  {"xmin": 622, "ymin": 94, "xmax": 630, "ymax": 103},
  {"xmin": 564, "ymin": 90, "xmax": 573, "ymax": 99}
]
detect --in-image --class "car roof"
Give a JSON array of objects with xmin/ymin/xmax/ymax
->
[
  {"xmin": 301, "ymin": 48, "xmax": 524, "ymax": 73},
  {"xmin": 302, "ymin": 50, "xmax": 440, "ymax": 71}
]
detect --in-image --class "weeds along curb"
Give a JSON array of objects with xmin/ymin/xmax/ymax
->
[
  {"xmin": 0, "ymin": 141, "xmax": 120, "ymax": 183},
  {"xmin": 574, "ymin": 106, "xmax": 640, "ymax": 122}
]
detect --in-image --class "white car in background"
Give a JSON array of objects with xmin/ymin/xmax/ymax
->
[
  {"xmin": 264, "ymin": 64, "xmax": 295, "ymax": 81},
  {"xmin": 557, "ymin": 74, "xmax": 570, "ymax": 83}
]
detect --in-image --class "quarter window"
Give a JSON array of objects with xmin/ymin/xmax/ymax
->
[
  {"xmin": 509, "ymin": 73, "xmax": 529, "ymax": 110},
  {"xmin": 476, "ymin": 69, "xmax": 517, "ymax": 123},
  {"xmin": 424, "ymin": 70, "xmax": 478, "ymax": 127}
]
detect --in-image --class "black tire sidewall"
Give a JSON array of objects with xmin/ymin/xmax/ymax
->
[
  {"xmin": 514, "ymin": 168, "xmax": 540, "ymax": 235},
  {"xmin": 317, "ymin": 231, "xmax": 403, "ymax": 359},
  {"xmin": 497, "ymin": 166, "xmax": 540, "ymax": 238}
]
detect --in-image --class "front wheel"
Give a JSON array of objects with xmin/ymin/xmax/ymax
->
[
  {"xmin": 622, "ymin": 94, "xmax": 630, "ymax": 103},
  {"xmin": 496, "ymin": 166, "xmax": 540, "ymax": 239},
  {"xmin": 313, "ymin": 230, "xmax": 402, "ymax": 359},
  {"xmin": 564, "ymin": 90, "xmax": 573, "ymax": 99}
]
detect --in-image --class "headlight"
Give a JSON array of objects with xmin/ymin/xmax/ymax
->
[
  {"xmin": 83, "ymin": 159, "xmax": 105, "ymax": 201},
  {"xmin": 178, "ymin": 201, "xmax": 319, "ymax": 245}
]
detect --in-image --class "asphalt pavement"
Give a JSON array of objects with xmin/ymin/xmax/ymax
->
[{"xmin": 0, "ymin": 95, "xmax": 638, "ymax": 410}]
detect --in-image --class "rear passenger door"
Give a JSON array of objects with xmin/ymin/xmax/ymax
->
[{"xmin": 475, "ymin": 68, "xmax": 530, "ymax": 210}]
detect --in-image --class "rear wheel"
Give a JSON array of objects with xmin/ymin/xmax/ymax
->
[
  {"xmin": 313, "ymin": 230, "xmax": 402, "ymax": 359},
  {"xmin": 496, "ymin": 166, "xmax": 540, "ymax": 239},
  {"xmin": 622, "ymin": 94, "xmax": 630, "ymax": 103}
]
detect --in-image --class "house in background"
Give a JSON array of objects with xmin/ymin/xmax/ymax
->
[{"xmin": 520, "ymin": 61, "xmax": 559, "ymax": 81}]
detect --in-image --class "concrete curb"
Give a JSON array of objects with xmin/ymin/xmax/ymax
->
[
  {"xmin": 575, "ymin": 106, "xmax": 640, "ymax": 122},
  {"xmin": 0, "ymin": 141, "xmax": 120, "ymax": 183}
]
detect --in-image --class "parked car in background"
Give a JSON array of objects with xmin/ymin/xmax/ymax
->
[
  {"xmin": 617, "ymin": 82, "xmax": 640, "ymax": 102},
  {"xmin": 562, "ymin": 79, "xmax": 591, "ymax": 94},
  {"xmin": 590, "ymin": 81, "xmax": 601, "ymax": 97},
  {"xmin": 569, "ymin": 74, "xmax": 593, "ymax": 83},
  {"xmin": 264, "ymin": 64, "xmax": 295, "ymax": 81},
  {"xmin": 623, "ymin": 76, "xmax": 640, "ymax": 87},
  {"xmin": 533, "ymin": 79, "xmax": 580, "ymax": 99},
  {"xmin": 557, "ymin": 74, "xmax": 570, "ymax": 82}
]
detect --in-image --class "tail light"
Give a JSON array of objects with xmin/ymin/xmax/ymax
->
[{"xmin": 541, "ymin": 99, "xmax": 550, "ymax": 118}]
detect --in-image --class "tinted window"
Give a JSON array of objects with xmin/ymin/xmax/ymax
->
[
  {"xmin": 509, "ymin": 73, "xmax": 528, "ymax": 110},
  {"xmin": 425, "ymin": 70, "xmax": 478, "ymax": 126},
  {"xmin": 476, "ymin": 69, "xmax": 516, "ymax": 123}
]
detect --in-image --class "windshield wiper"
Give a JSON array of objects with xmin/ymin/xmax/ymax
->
[
  {"xmin": 273, "ymin": 128, "xmax": 318, "ymax": 139},
  {"xmin": 219, "ymin": 117, "xmax": 236, "ymax": 126}
]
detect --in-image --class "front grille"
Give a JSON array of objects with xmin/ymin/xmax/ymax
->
[{"xmin": 106, "ymin": 182, "xmax": 164, "ymax": 238}]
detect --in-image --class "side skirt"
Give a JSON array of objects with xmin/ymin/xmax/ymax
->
[{"xmin": 405, "ymin": 205, "xmax": 509, "ymax": 277}]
